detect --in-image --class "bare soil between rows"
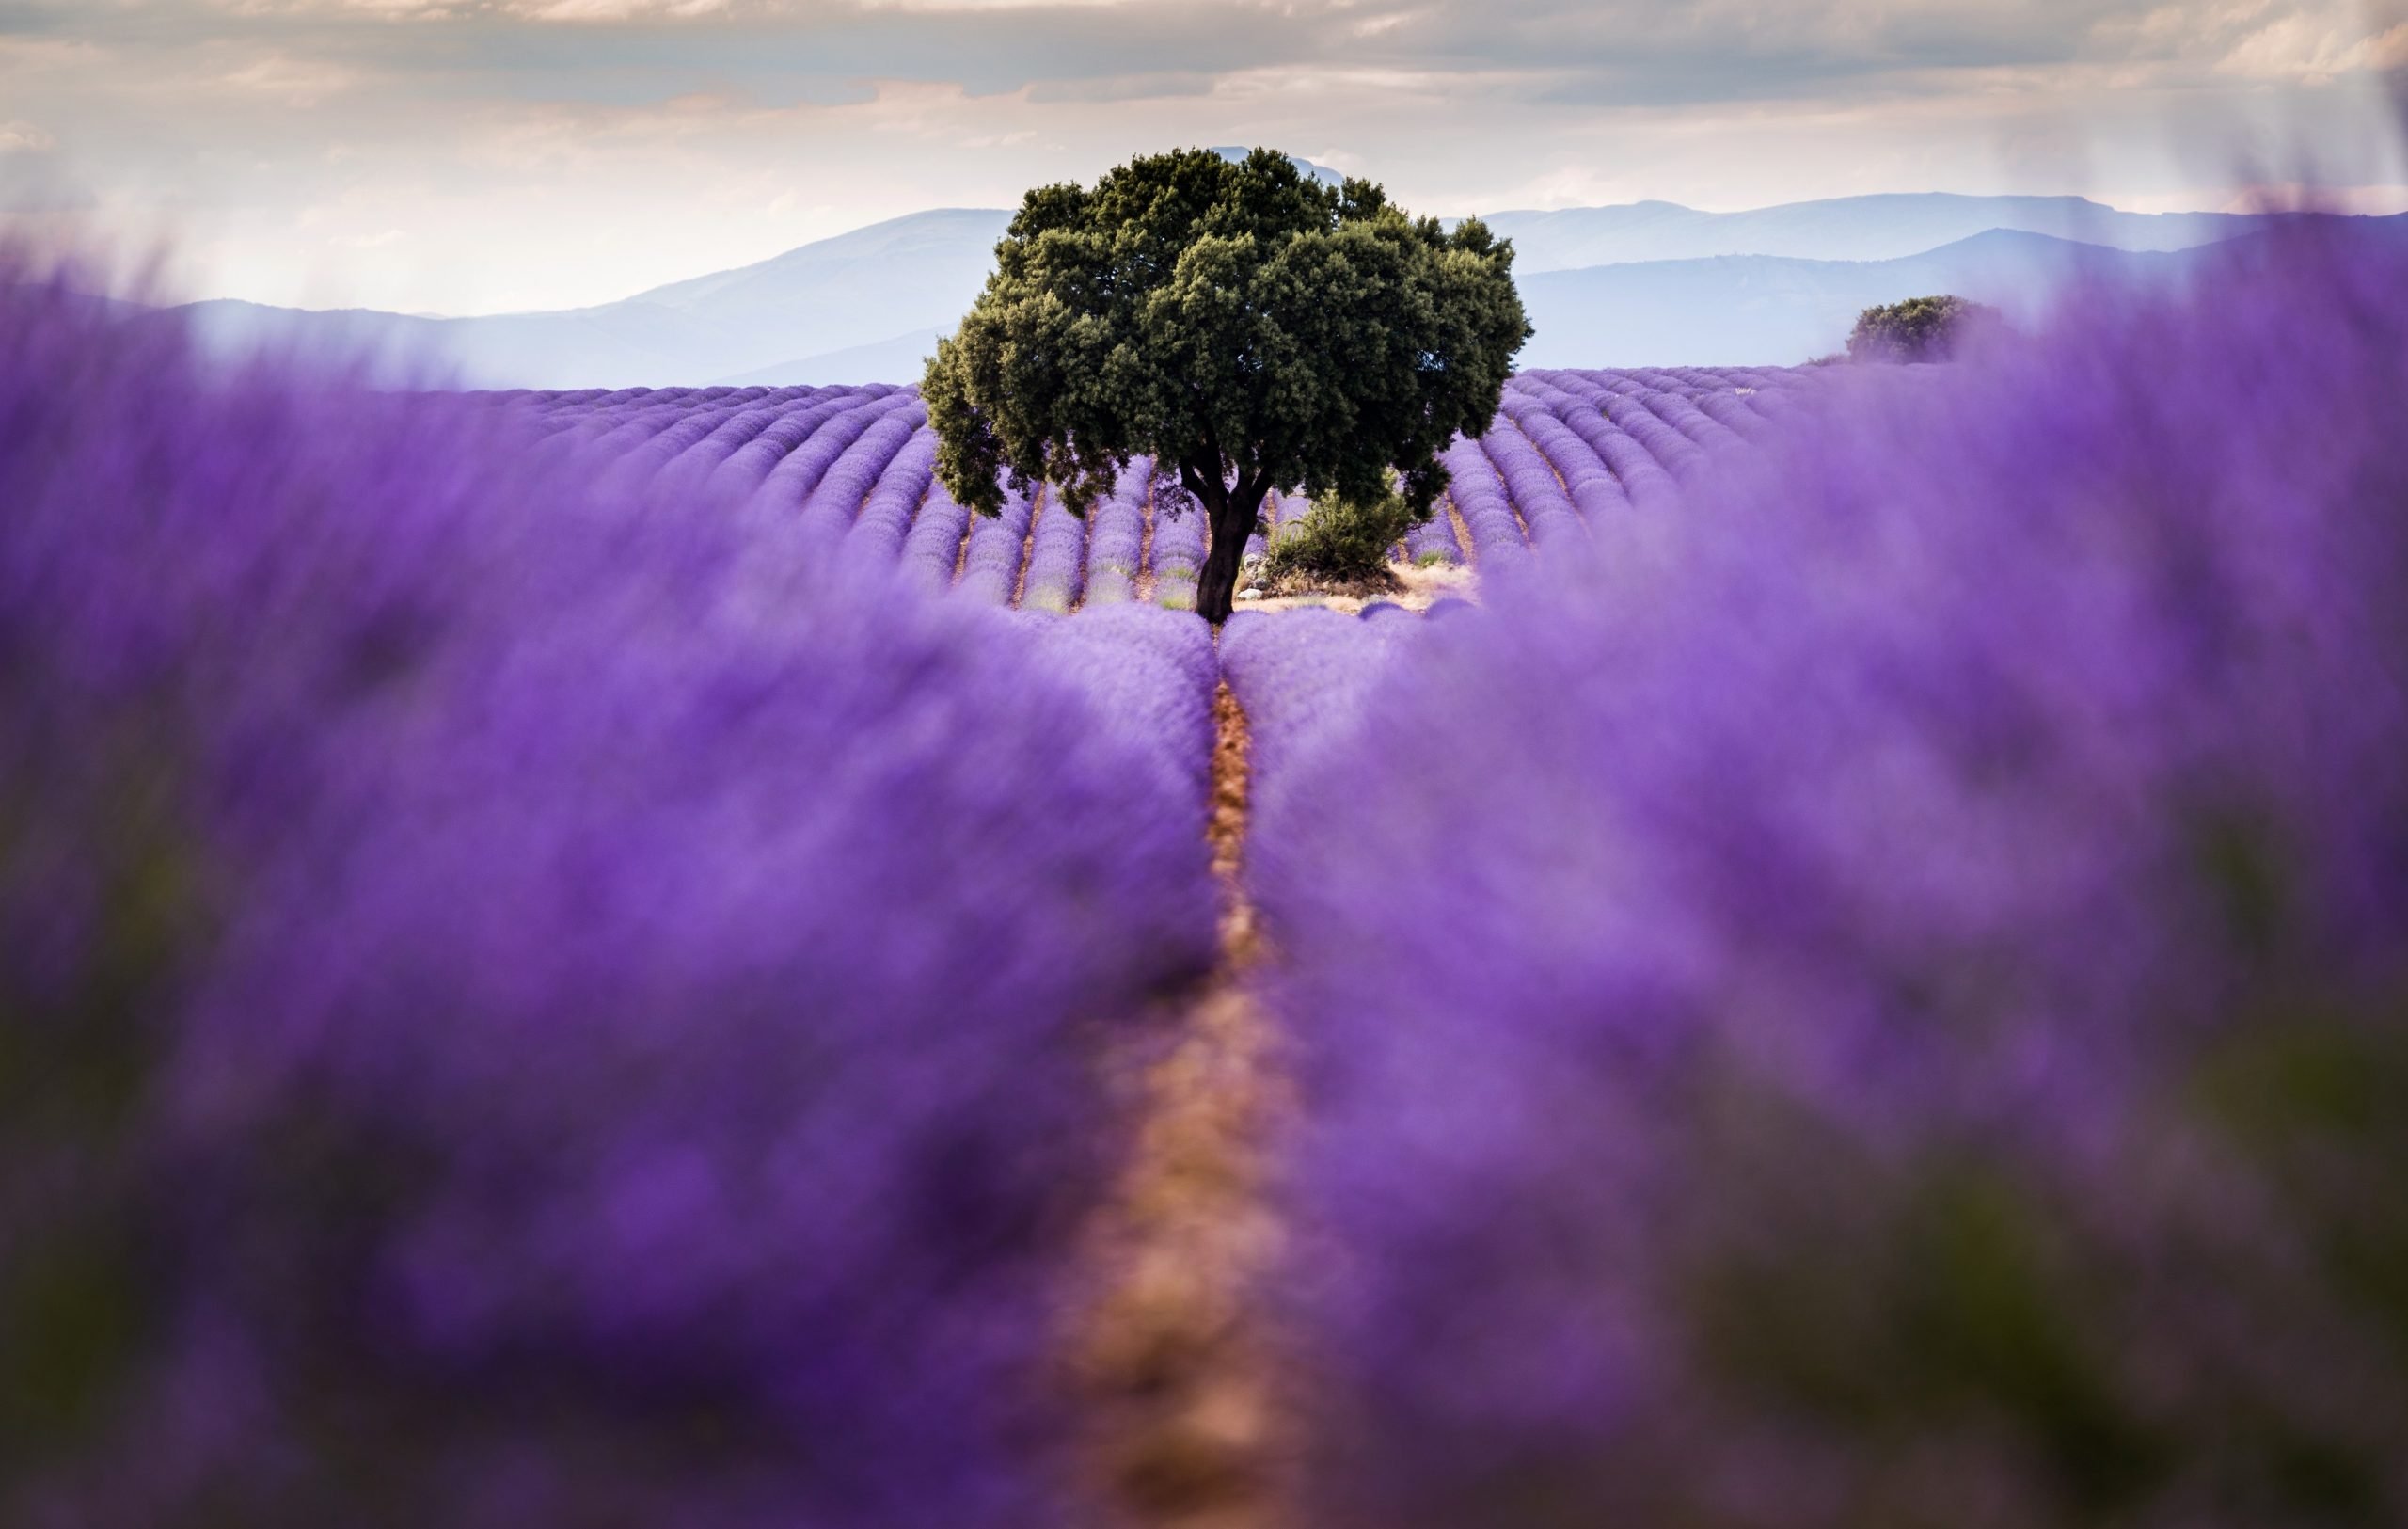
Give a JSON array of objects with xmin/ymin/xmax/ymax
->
[
  {"xmin": 1070, "ymin": 683, "xmax": 1295, "ymax": 1529},
  {"xmin": 1232, "ymin": 558, "xmax": 1476, "ymax": 615}
]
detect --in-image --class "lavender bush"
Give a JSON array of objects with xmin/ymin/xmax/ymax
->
[
  {"xmin": 1034, "ymin": 603, "xmax": 1219, "ymax": 818},
  {"xmin": 1438, "ymin": 437, "xmax": 1529, "ymax": 563},
  {"xmin": 0, "ymin": 262, "xmax": 1217, "ymax": 1529},
  {"xmin": 1021, "ymin": 486, "xmax": 1089, "ymax": 613},
  {"xmin": 835, "ymin": 427, "xmax": 938, "ymax": 579},
  {"xmin": 718, "ymin": 387, "xmax": 911, "ymax": 506},
  {"xmin": 691, "ymin": 385, "xmax": 892, "ymax": 499},
  {"xmin": 1218, "ymin": 608, "xmax": 1413, "ymax": 818},
  {"xmin": 591, "ymin": 385, "xmax": 785, "ymax": 493},
  {"xmin": 646, "ymin": 385, "xmax": 841, "ymax": 500},
  {"xmin": 895, "ymin": 474, "xmax": 974, "ymax": 595},
  {"xmin": 1400, "ymin": 499, "xmax": 1465, "ymax": 566},
  {"xmin": 795, "ymin": 396, "xmax": 928, "ymax": 542},
  {"xmin": 1522, "ymin": 371, "xmax": 1688, "ymax": 511},
  {"xmin": 1497, "ymin": 388, "xmax": 1629, "ymax": 521},
  {"xmin": 953, "ymin": 479, "xmax": 1036, "ymax": 606},
  {"xmin": 1262, "ymin": 226, "xmax": 2408, "ymax": 1529},
  {"xmin": 1478, "ymin": 424, "xmax": 1585, "ymax": 549},
  {"xmin": 1147, "ymin": 464, "xmax": 1209, "ymax": 610},
  {"xmin": 450, "ymin": 372, "xmax": 1818, "ymax": 607},
  {"xmin": 1080, "ymin": 459, "xmax": 1153, "ymax": 606}
]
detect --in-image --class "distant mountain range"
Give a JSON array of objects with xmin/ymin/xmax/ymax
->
[
  {"xmin": 1521, "ymin": 214, "xmax": 2408, "ymax": 366},
  {"xmin": 1481, "ymin": 194, "xmax": 2285, "ymax": 273},
  {"xmin": 168, "ymin": 183, "xmax": 2397, "ymax": 387},
  {"xmin": 1520, "ymin": 228, "xmax": 2155, "ymax": 368},
  {"xmin": 179, "ymin": 206, "xmax": 1011, "ymax": 390}
]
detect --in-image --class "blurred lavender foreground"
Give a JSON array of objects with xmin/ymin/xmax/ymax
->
[
  {"xmin": 1261, "ymin": 226, "xmax": 2408, "ymax": 1529},
  {"xmin": 0, "ymin": 261, "xmax": 1216, "ymax": 1526}
]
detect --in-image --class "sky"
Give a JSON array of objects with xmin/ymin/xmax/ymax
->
[{"xmin": 3, "ymin": 0, "xmax": 2403, "ymax": 315}]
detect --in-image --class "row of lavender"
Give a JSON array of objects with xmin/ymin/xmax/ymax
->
[
  {"xmin": 483, "ymin": 365, "xmax": 1801, "ymax": 602},
  {"xmin": 1, "ymin": 266, "xmax": 1223, "ymax": 1528},
  {"xmin": 1228, "ymin": 229, "xmax": 2408, "ymax": 1525}
]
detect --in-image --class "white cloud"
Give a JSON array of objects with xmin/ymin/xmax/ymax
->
[
  {"xmin": 220, "ymin": 54, "xmax": 360, "ymax": 104},
  {"xmin": 2216, "ymin": 11, "xmax": 2408, "ymax": 80},
  {"xmin": 8, "ymin": 0, "xmax": 2403, "ymax": 314},
  {"xmin": 513, "ymin": 0, "xmax": 735, "ymax": 18}
]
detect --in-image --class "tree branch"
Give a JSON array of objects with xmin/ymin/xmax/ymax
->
[{"xmin": 1180, "ymin": 458, "xmax": 1226, "ymax": 514}]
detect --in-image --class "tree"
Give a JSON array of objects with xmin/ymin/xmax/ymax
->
[
  {"xmin": 923, "ymin": 147, "xmax": 1530, "ymax": 624},
  {"xmin": 1846, "ymin": 295, "xmax": 2002, "ymax": 364}
]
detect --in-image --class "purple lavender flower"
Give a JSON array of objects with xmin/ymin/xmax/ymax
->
[
  {"xmin": 952, "ymin": 479, "xmax": 1036, "ymax": 607},
  {"xmin": 1019, "ymin": 485, "xmax": 1089, "ymax": 612},
  {"xmin": 1147, "ymin": 464, "xmax": 1209, "ymax": 610},
  {"xmin": 834, "ymin": 426, "xmax": 939, "ymax": 577},
  {"xmin": 648, "ymin": 385, "xmax": 844, "ymax": 500},
  {"xmin": 895, "ymin": 471, "xmax": 974, "ymax": 596},
  {"xmin": 716, "ymin": 387, "xmax": 911, "ymax": 505},
  {"xmin": 1, "ymin": 260, "xmax": 1216, "ymax": 1529},
  {"xmin": 1263, "ymin": 225, "xmax": 2408, "ymax": 1529},
  {"xmin": 1520, "ymin": 372, "xmax": 1687, "ymax": 512},
  {"xmin": 1478, "ymin": 422, "xmax": 1586, "ymax": 550},
  {"xmin": 1081, "ymin": 458, "xmax": 1154, "ymax": 605},
  {"xmin": 1439, "ymin": 436, "xmax": 1529, "ymax": 563},
  {"xmin": 794, "ymin": 396, "xmax": 929, "ymax": 543},
  {"xmin": 1218, "ymin": 607, "xmax": 1414, "ymax": 819},
  {"xmin": 1401, "ymin": 500, "xmax": 1465, "ymax": 566},
  {"xmin": 1498, "ymin": 386, "xmax": 1628, "ymax": 521}
]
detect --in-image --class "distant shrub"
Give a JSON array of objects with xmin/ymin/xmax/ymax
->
[
  {"xmin": 1847, "ymin": 294, "xmax": 2001, "ymax": 362},
  {"xmin": 1261, "ymin": 484, "xmax": 1425, "ymax": 592}
]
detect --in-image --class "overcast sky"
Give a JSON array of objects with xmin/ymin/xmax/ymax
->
[{"xmin": 3, "ymin": 0, "xmax": 2402, "ymax": 314}]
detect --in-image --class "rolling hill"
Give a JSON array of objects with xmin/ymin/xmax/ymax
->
[
  {"xmin": 166, "ymin": 188, "xmax": 2384, "ymax": 387},
  {"xmin": 1480, "ymin": 193, "xmax": 2281, "ymax": 273},
  {"xmin": 1517, "ymin": 229, "xmax": 2150, "ymax": 367}
]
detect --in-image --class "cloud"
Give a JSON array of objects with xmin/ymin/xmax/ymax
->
[
  {"xmin": 0, "ymin": 118, "xmax": 55, "ymax": 151},
  {"xmin": 2217, "ymin": 15, "xmax": 2408, "ymax": 80},
  {"xmin": 511, "ymin": 0, "xmax": 734, "ymax": 20},
  {"xmin": 5, "ymin": 0, "xmax": 2401, "ymax": 315},
  {"xmin": 220, "ymin": 52, "xmax": 358, "ymax": 102},
  {"xmin": 20, "ymin": 1, "xmax": 2408, "ymax": 107},
  {"xmin": 1025, "ymin": 69, "xmax": 1217, "ymax": 104}
]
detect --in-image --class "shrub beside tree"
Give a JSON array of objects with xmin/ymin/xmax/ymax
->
[
  {"xmin": 1259, "ymin": 481, "xmax": 1423, "ymax": 595},
  {"xmin": 924, "ymin": 147, "xmax": 1529, "ymax": 623},
  {"xmin": 1846, "ymin": 295, "xmax": 2002, "ymax": 363}
]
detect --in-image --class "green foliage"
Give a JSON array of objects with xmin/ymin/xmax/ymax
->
[
  {"xmin": 1847, "ymin": 295, "xmax": 2002, "ymax": 363},
  {"xmin": 1260, "ymin": 483, "xmax": 1425, "ymax": 591},
  {"xmin": 923, "ymin": 146, "xmax": 1529, "ymax": 620}
]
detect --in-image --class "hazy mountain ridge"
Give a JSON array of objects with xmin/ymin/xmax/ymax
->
[
  {"xmin": 1520, "ymin": 229, "xmax": 2155, "ymax": 367},
  {"xmin": 166, "ymin": 191, "xmax": 2389, "ymax": 386},
  {"xmin": 1518, "ymin": 215, "xmax": 2408, "ymax": 366},
  {"xmin": 1481, "ymin": 193, "xmax": 2284, "ymax": 272},
  {"xmin": 714, "ymin": 327, "xmax": 952, "ymax": 389}
]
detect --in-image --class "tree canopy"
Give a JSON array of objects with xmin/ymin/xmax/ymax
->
[
  {"xmin": 923, "ymin": 147, "xmax": 1530, "ymax": 622},
  {"xmin": 1847, "ymin": 294, "xmax": 2003, "ymax": 363}
]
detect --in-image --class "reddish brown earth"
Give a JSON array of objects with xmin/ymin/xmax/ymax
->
[{"xmin": 1071, "ymin": 683, "xmax": 1295, "ymax": 1529}]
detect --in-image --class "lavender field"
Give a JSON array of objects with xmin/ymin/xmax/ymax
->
[
  {"xmin": 8, "ymin": 223, "xmax": 2408, "ymax": 1529},
  {"xmin": 468, "ymin": 362, "xmax": 1814, "ymax": 608}
]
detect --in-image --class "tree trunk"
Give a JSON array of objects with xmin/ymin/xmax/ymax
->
[{"xmin": 1196, "ymin": 486, "xmax": 1265, "ymax": 625}]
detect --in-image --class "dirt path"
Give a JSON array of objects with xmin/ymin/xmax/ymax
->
[
  {"xmin": 1072, "ymin": 682, "xmax": 1292, "ymax": 1529},
  {"xmin": 1237, "ymin": 558, "xmax": 1476, "ymax": 615}
]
